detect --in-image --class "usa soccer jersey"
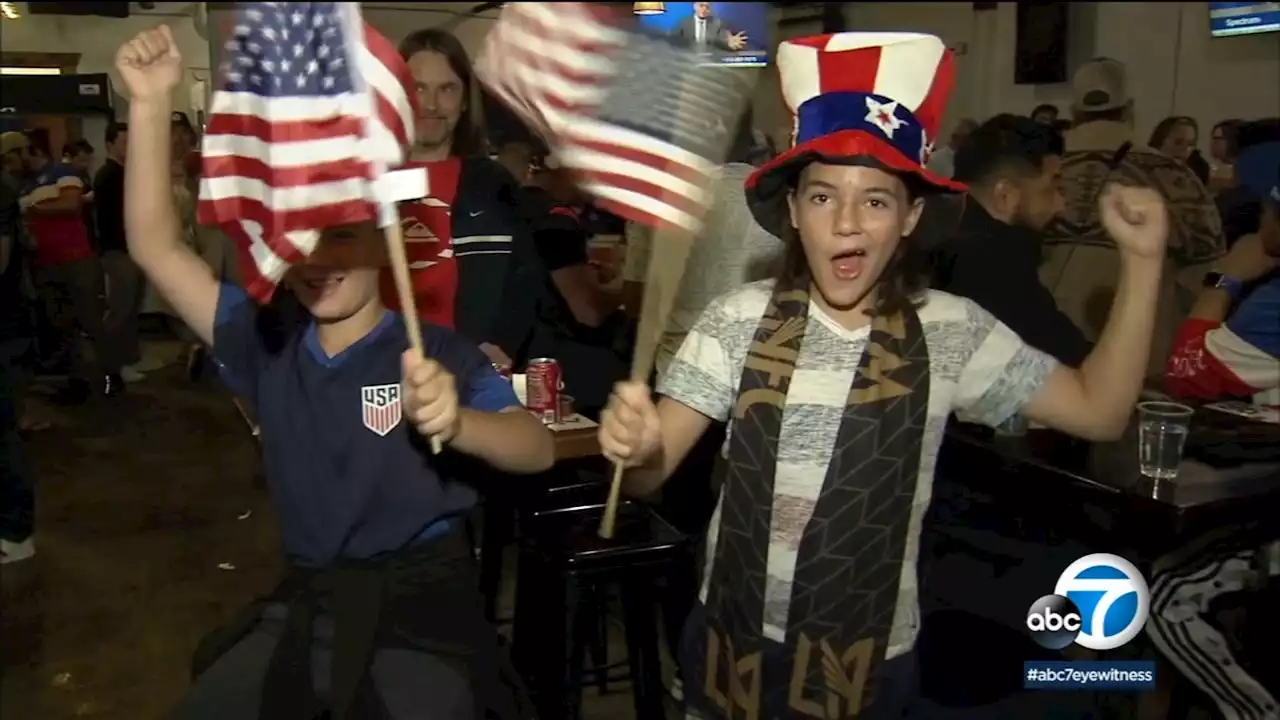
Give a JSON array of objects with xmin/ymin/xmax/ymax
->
[
  {"xmin": 212, "ymin": 283, "xmax": 519, "ymax": 566},
  {"xmin": 1166, "ymin": 277, "xmax": 1280, "ymax": 407}
]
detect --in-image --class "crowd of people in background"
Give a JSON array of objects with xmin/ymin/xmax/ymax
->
[
  {"xmin": 916, "ymin": 56, "xmax": 1276, "ymax": 399},
  {"xmin": 909, "ymin": 56, "xmax": 1280, "ymax": 718},
  {"xmin": 0, "ymin": 107, "xmax": 210, "ymax": 562}
]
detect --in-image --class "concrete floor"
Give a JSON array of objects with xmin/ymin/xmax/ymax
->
[{"xmin": 0, "ymin": 342, "xmax": 652, "ymax": 720}]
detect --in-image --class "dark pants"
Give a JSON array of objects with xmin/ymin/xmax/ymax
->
[
  {"xmin": 654, "ymin": 422, "xmax": 725, "ymax": 673},
  {"xmin": 36, "ymin": 257, "xmax": 117, "ymax": 379},
  {"xmin": 101, "ymin": 250, "xmax": 144, "ymax": 367},
  {"xmin": 0, "ymin": 339, "xmax": 34, "ymax": 542},
  {"xmin": 1146, "ymin": 533, "xmax": 1279, "ymax": 719},
  {"xmin": 172, "ymin": 603, "xmax": 475, "ymax": 720}
]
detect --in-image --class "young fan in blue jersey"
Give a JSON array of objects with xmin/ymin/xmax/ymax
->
[{"xmin": 117, "ymin": 26, "xmax": 553, "ymax": 720}]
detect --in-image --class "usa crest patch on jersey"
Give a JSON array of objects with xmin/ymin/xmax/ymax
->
[{"xmin": 361, "ymin": 384, "xmax": 403, "ymax": 437}]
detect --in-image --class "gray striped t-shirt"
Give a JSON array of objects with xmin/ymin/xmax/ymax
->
[{"xmin": 656, "ymin": 281, "xmax": 1058, "ymax": 658}]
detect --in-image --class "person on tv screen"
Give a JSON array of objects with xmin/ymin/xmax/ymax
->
[{"xmin": 671, "ymin": 2, "xmax": 748, "ymax": 53}]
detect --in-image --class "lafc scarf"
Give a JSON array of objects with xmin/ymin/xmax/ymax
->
[{"xmin": 685, "ymin": 272, "xmax": 931, "ymax": 719}]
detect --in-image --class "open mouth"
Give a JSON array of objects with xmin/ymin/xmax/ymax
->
[
  {"xmin": 831, "ymin": 249, "xmax": 867, "ymax": 281},
  {"xmin": 300, "ymin": 274, "xmax": 344, "ymax": 293}
]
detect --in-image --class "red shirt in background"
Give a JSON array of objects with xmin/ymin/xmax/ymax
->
[
  {"xmin": 380, "ymin": 157, "xmax": 463, "ymax": 328},
  {"xmin": 20, "ymin": 163, "xmax": 93, "ymax": 268},
  {"xmin": 184, "ymin": 150, "xmax": 202, "ymax": 180}
]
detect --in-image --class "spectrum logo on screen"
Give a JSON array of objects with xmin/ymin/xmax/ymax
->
[{"xmin": 1026, "ymin": 554, "xmax": 1151, "ymax": 651}]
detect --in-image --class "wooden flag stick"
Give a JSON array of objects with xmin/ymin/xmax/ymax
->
[
  {"xmin": 381, "ymin": 213, "xmax": 444, "ymax": 455},
  {"xmin": 593, "ymin": 58, "xmax": 755, "ymax": 539},
  {"xmin": 598, "ymin": 224, "xmax": 697, "ymax": 539}
]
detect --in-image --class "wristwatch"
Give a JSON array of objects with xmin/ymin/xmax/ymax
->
[{"xmin": 1202, "ymin": 271, "xmax": 1245, "ymax": 299}]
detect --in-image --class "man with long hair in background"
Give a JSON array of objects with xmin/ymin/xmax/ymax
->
[{"xmin": 388, "ymin": 29, "xmax": 541, "ymax": 368}]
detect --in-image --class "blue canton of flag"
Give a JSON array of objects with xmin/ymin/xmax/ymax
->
[
  {"xmin": 221, "ymin": 3, "xmax": 353, "ymax": 98},
  {"xmin": 476, "ymin": 2, "xmax": 753, "ymax": 233},
  {"xmin": 198, "ymin": 1, "xmax": 417, "ymax": 303}
]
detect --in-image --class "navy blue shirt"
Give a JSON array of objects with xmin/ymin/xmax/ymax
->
[{"xmin": 213, "ymin": 283, "xmax": 519, "ymax": 567}]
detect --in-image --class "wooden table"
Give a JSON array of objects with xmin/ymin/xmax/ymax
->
[
  {"xmin": 939, "ymin": 414, "xmax": 1280, "ymax": 552},
  {"xmin": 552, "ymin": 424, "xmax": 601, "ymax": 461}
]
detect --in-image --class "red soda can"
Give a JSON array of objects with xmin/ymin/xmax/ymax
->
[{"xmin": 526, "ymin": 357, "xmax": 562, "ymax": 424}]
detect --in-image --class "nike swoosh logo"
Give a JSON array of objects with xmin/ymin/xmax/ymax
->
[{"xmin": 469, "ymin": 211, "xmax": 484, "ymax": 217}]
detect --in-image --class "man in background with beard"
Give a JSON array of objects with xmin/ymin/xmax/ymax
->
[
  {"xmin": 388, "ymin": 30, "xmax": 541, "ymax": 368},
  {"xmin": 932, "ymin": 113, "xmax": 1090, "ymax": 366}
]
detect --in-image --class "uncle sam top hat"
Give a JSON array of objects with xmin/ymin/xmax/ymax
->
[{"xmin": 746, "ymin": 32, "xmax": 967, "ymax": 238}]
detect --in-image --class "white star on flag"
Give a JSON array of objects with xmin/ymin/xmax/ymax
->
[{"xmin": 865, "ymin": 97, "xmax": 905, "ymax": 139}]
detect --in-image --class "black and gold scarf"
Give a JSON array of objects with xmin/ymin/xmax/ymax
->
[{"xmin": 684, "ymin": 272, "xmax": 931, "ymax": 719}]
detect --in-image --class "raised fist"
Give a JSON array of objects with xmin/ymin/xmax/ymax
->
[
  {"xmin": 1099, "ymin": 184, "xmax": 1169, "ymax": 261},
  {"xmin": 115, "ymin": 25, "xmax": 183, "ymax": 101}
]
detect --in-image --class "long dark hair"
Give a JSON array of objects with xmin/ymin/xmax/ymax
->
[
  {"xmin": 777, "ymin": 173, "xmax": 932, "ymax": 318},
  {"xmin": 1212, "ymin": 119, "xmax": 1243, "ymax": 162},
  {"xmin": 1148, "ymin": 116, "xmax": 1198, "ymax": 154},
  {"xmin": 398, "ymin": 28, "xmax": 485, "ymax": 158}
]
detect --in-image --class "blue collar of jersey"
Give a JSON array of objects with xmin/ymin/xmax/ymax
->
[{"xmin": 303, "ymin": 310, "xmax": 398, "ymax": 368}]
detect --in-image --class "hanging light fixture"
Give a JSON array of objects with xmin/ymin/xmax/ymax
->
[
  {"xmin": 633, "ymin": 2, "xmax": 665, "ymax": 15},
  {"xmin": 0, "ymin": 2, "xmax": 22, "ymax": 20}
]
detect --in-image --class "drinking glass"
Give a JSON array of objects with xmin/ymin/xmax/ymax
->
[{"xmin": 1136, "ymin": 401, "xmax": 1194, "ymax": 479}]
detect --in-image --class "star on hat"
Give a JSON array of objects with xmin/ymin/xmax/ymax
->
[
  {"xmin": 744, "ymin": 32, "xmax": 967, "ymax": 238},
  {"xmin": 865, "ymin": 97, "xmax": 905, "ymax": 139}
]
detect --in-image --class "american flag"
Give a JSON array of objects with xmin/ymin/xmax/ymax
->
[
  {"xmin": 197, "ymin": 2, "xmax": 417, "ymax": 302},
  {"xmin": 475, "ymin": 2, "xmax": 752, "ymax": 232}
]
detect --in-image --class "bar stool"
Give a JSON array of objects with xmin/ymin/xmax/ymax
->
[
  {"xmin": 521, "ymin": 472, "xmax": 624, "ymax": 695},
  {"xmin": 475, "ymin": 458, "xmax": 610, "ymax": 624},
  {"xmin": 511, "ymin": 499, "xmax": 685, "ymax": 720}
]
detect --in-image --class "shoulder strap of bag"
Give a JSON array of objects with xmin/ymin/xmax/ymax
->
[{"xmin": 1044, "ymin": 142, "xmax": 1135, "ymax": 296}]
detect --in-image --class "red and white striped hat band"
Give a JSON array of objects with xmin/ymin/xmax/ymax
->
[{"xmin": 745, "ymin": 32, "xmax": 968, "ymax": 237}]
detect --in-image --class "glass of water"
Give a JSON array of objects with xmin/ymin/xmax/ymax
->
[{"xmin": 1136, "ymin": 401, "xmax": 1194, "ymax": 479}]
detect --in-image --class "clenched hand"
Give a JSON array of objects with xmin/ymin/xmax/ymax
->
[
  {"xmin": 116, "ymin": 25, "xmax": 184, "ymax": 101},
  {"xmin": 598, "ymin": 381, "xmax": 662, "ymax": 469},
  {"xmin": 402, "ymin": 350, "xmax": 461, "ymax": 444}
]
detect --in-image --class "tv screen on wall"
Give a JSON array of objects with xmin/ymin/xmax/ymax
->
[
  {"xmin": 1209, "ymin": 1, "xmax": 1280, "ymax": 37},
  {"xmin": 633, "ymin": 2, "xmax": 770, "ymax": 68}
]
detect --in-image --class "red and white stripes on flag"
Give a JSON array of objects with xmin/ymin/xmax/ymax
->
[
  {"xmin": 196, "ymin": 2, "xmax": 418, "ymax": 303},
  {"xmin": 475, "ymin": 2, "xmax": 752, "ymax": 232}
]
